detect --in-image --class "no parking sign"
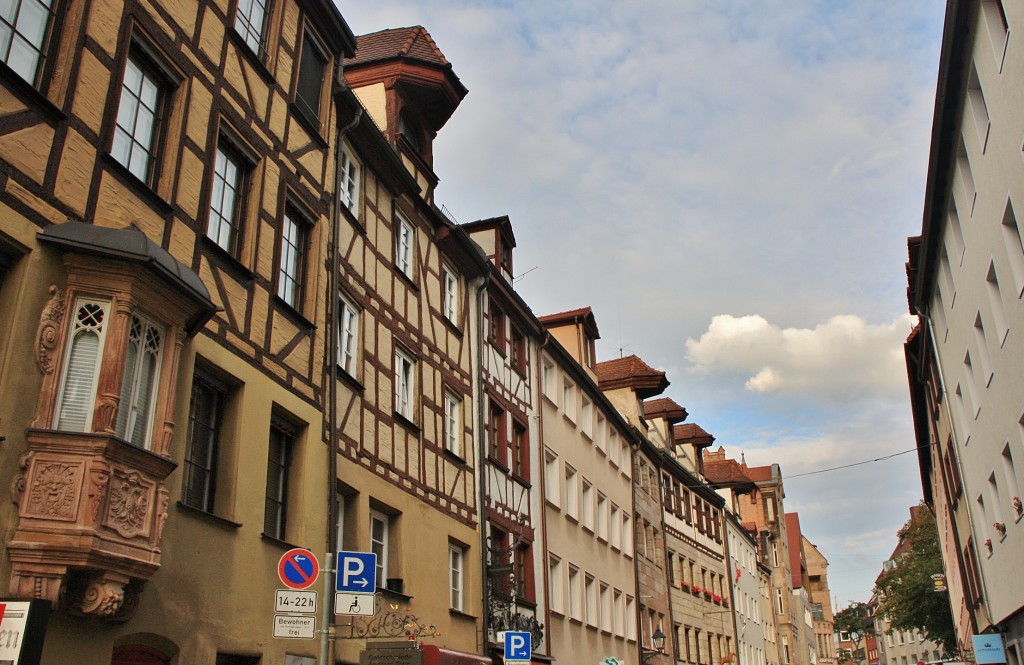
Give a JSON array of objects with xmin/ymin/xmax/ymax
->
[{"xmin": 278, "ymin": 549, "xmax": 319, "ymax": 590}]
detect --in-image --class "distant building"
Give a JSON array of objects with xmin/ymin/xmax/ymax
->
[{"xmin": 904, "ymin": 0, "xmax": 1024, "ymax": 658}]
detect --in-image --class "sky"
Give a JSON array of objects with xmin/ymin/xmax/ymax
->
[{"xmin": 336, "ymin": 0, "xmax": 948, "ymax": 610}]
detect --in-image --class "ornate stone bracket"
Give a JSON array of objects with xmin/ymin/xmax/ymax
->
[{"xmin": 335, "ymin": 592, "xmax": 440, "ymax": 640}]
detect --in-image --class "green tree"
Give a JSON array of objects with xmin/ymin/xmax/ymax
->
[
  {"xmin": 873, "ymin": 504, "xmax": 957, "ymax": 654},
  {"xmin": 835, "ymin": 602, "xmax": 874, "ymax": 664}
]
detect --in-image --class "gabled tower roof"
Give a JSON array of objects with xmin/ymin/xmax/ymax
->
[{"xmin": 595, "ymin": 354, "xmax": 668, "ymax": 398}]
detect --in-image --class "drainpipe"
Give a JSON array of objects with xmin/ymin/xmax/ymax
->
[
  {"xmin": 321, "ymin": 99, "xmax": 362, "ymax": 665},
  {"xmin": 475, "ymin": 276, "xmax": 490, "ymax": 655},
  {"xmin": 536, "ymin": 332, "xmax": 553, "ymax": 659},
  {"xmin": 916, "ymin": 309, "xmax": 993, "ymax": 631}
]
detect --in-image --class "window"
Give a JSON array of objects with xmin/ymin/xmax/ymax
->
[
  {"xmin": 113, "ymin": 48, "xmax": 173, "ymax": 186},
  {"xmin": 568, "ymin": 565, "xmax": 582, "ymax": 620},
  {"xmin": 564, "ymin": 465, "xmax": 579, "ymax": 519},
  {"xmin": 596, "ymin": 493, "xmax": 608, "ymax": 541},
  {"xmin": 600, "ymin": 582, "xmax": 611, "ymax": 632},
  {"xmin": 444, "ymin": 391, "xmax": 462, "ymax": 457},
  {"xmin": 981, "ymin": 0, "xmax": 1009, "ymax": 69},
  {"xmin": 207, "ymin": 141, "xmax": 248, "ymax": 256},
  {"xmin": 370, "ymin": 509, "xmax": 390, "ymax": 587},
  {"xmin": 595, "ymin": 414, "xmax": 607, "ymax": 454},
  {"xmin": 585, "ymin": 574, "xmax": 597, "ymax": 626},
  {"xmin": 264, "ymin": 417, "xmax": 296, "ymax": 540},
  {"xmin": 394, "ymin": 348, "xmax": 415, "ymax": 421},
  {"xmin": 339, "ymin": 143, "xmax": 361, "ymax": 219},
  {"xmin": 182, "ymin": 367, "xmax": 228, "ymax": 512},
  {"xmin": 610, "ymin": 504, "xmax": 621, "ymax": 549},
  {"xmin": 295, "ymin": 28, "xmax": 327, "ymax": 124},
  {"xmin": 442, "ymin": 268, "xmax": 458, "ymax": 323},
  {"xmin": 234, "ymin": 0, "xmax": 269, "ymax": 55},
  {"xmin": 512, "ymin": 420, "xmax": 529, "ymax": 481},
  {"xmin": 54, "ymin": 300, "xmax": 108, "ymax": 432},
  {"xmin": 581, "ymin": 478, "xmax": 594, "ymax": 530},
  {"xmin": 548, "ymin": 555, "xmax": 563, "ymax": 613},
  {"xmin": 956, "ymin": 139, "xmax": 977, "ymax": 216},
  {"xmin": 985, "ymin": 262, "xmax": 1009, "ymax": 345},
  {"xmin": 511, "ymin": 326, "xmax": 526, "ymax": 373},
  {"xmin": 515, "ymin": 542, "xmax": 534, "ymax": 602},
  {"xmin": 625, "ymin": 595, "xmax": 636, "ymax": 640},
  {"xmin": 338, "ymin": 296, "xmax": 360, "ymax": 376},
  {"xmin": 0, "ymin": 0, "xmax": 57, "ymax": 85},
  {"xmin": 489, "ymin": 299, "xmax": 505, "ymax": 352},
  {"xmin": 1000, "ymin": 199, "xmax": 1024, "ymax": 296},
  {"xmin": 622, "ymin": 513, "xmax": 633, "ymax": 555},
  {"xmin": 563, "ymin": 379, "xmax": 576, "ymax": 421},
  {"xmin": 395, "ymin": 214, "xmax": 414, "ymax": 278},
  {"xmin": 967, "ymin": 64, "xmax": 991, "ymax": 152},
  {"xmin": 581, "ymin": 397, "xmax": 593, "ymax": 438},
  {"xmin": 488, "ymin": 401, "xmax": 506, "ymax": 464},
  {"xmin": 277, "ymin": 209, "xmax": 308, "ymax": 309},
  {"xmin": 449, "ymin": 543, "xmax": 464, "ymax": 611},
  {"xmin": 542, "ymin": 360, "xmax": 555, "ymax": 397},
  {"xmin": 544, "ymin": 449, "xmax": 559, "ymax": 507}
]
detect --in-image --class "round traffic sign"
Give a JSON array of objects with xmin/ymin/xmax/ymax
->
[{"xmin": 279, "ymin": 549, "xmax": 319, "ymax": 590}]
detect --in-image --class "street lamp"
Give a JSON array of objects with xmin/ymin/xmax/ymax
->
[{"xmin": 642, "ymin": 627, "xmax": 667, "ymax": 662}]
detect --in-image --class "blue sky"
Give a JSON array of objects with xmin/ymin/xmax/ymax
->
[{"xmin": 337, "ymin": 0, "xmax": 946, "ymax": 610}]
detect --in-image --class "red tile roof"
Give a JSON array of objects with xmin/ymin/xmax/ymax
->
[
  {"xmin": 746, "ymin": 465, "xmax": 775, "ymax": 482},
  {"xmin": 595, "ymin": 355, "xmax": 668, "ymax": 398},
  {"xmin": 346, "ymin": 26, "xmax": 450, "ymax": 67},
  {"xmin": 538, "ymin": 306, "xmax": 600, "ymax": 339},
  {"xmin": 673, "ymin": 422, "xmax": 714, "ymax": 448},
  {"xmin": 703, "ymin": 458, "xmax": 756, "ymax": 491},
  {"xmin": 643, "ymin": 397, "xmax": 687, "ymax": 424}
]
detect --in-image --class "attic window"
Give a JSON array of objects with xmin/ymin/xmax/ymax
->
[{"xmin": 398, "ymin": 110, "xmax": 422, "ymax": 153}]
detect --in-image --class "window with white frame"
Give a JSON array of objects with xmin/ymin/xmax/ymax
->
[
  {"xmin": 207, "ymin": 139, "xmax": 249, "ymax": 257},
  {"xmin": 622, "ymin": 512, "xmax": 633, "ymax": 556},
  {"xmin": 564, "ymin": 464, "xmax": 579, "ymax": 519},
  {"xmin": 596, "ymin": 413, "xmax": 607, "ymax": 454},
  {"xmin": 234, "ymin": 0, "xmax": 270, "ymax": 55},
  {"xmin": 609, "ymin": 430, "xmax": 620, "ymax": 467},
  {"xmin": 1, "ymin": 0, "xmax": 57, "ymax": 86},
  {"xmin": 548, "ymin": 554, "xmax": 564, "ymax": 613},
  {"xmin": 443, "ymin": 267, "xmax": 458, "ymax": 323},
  {"xmin": 542, "ymin": 359, "xmax": 555, "ymax": 398},
  {"xmin": 394, "ymin": 348, "xmax": 415, "ymax": 421},
  {"xmin": 596, "ymin": 492, "xmax": 608, "ymax": 541},
  {"xmin": 625, "ymin": 594, "xmax": 636, "ymax": 639},
  {"xmin": 610, "ymin": 504, "xmax": 621, "ymax": 549},
  {"xmin": 395, "ymin": 214, "xmax": 414, "ymax": 278},
  {"xmin": 563, "ymin": 379, "xmax": 576, "ymax": 421},
  {"xmin": 568, "ymin": 565, "xmax": 582, "ymax": 621},
  {"xmin": 370, "ymin": 509, "xmax": 390, "ymax": 587},
  {"xmin": 277, "ymin": 208, "xmax": 309, "ymax": 309},
  {"xmin": 600, "ymin": 582, "xmax": 612, "ymax": 632},
  {"xmin": 585, "ymin": 573, "xmax": 597, "ymax": 626},
  {"xmin": 1001, "ymin": 198, "xmax": 1024, "ymax": 296},
  {"xmin": 581, "ymin": 478, "xmax": 594, "ymax": 530},
  {"xmin": 449, "ymin": 543, "xmax": 464, "ymax": 611},
  {"xmin": 339, "ymin": 143, "xmax": 361, "ymax": 219},
  {"xmin": 981, "ymin": 0, "xmax": 1009, "ymax": 70},
  {"xmin": 338, "ymin": 296, "xmax": 360, "ymax": 376},
  {"xmin": 444, "ymin": 391, "xmax": 462, "ymax": 457},
  {"xmin": 581, "ymin": 396, "xmax": 593, "ymax": 438},
  {"xmin": 544, "ymin": 448, "xmax": 560, "ymax": 508},
  {"xmin": 112, "ymin": 49, "xmax": 171, "ymax": 185}
]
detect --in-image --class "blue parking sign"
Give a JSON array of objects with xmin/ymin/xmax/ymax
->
[
  {"xmin": 504, "ymin": 631, "xmax": 531, "ymax": 660},
  {"xmin": 336, "ymin": 551, "xmax": 377, "ymax": 593}
]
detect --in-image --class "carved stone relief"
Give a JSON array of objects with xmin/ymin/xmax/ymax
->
[
  {"xmin": 104, "ymin": 469, "xmax": 152, "ymax": 539},
  {"xmin": 26, "ymin": 460, "xmax": 82, "ymax": 520},
  {"xmin": 35, "ymin": 285, "xmax": 65, "ymax": 375}
]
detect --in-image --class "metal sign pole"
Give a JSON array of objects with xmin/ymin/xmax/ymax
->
[{"xmin": 319, "ymin": 552, "xmax": 334, "ymax": 665}]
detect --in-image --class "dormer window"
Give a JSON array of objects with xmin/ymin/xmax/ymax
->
[{"xmin": 398, "ymin": 110, "xmax": 422, "ymax": 153}]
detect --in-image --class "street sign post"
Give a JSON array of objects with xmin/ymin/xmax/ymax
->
[
  {"xmin": 278, "ymin": 549, "xmax": 320, "ymax": 590},
  {"xmin": 503, "ymin": 631, "xmax": 531, "ymax": 665}
]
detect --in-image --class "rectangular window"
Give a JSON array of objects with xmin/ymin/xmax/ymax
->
[
  {"xmin": 338, "ymin": 296, "xmax": 360, "ymax": 376},
  {"xmin": 510, "ymin": 326, "xmax": 526, "ymax": 373},
  {"xmin": 600, "ymin": 582, "xmax": 611, "ymax": 632},
  {"xmin": 542, "ymin": 360, "xmax": 555, "ymax": 398},
  {"xmin": 234, "ymin": 0, "xmax": 269, "ymax": 55},
  {"xmin": 0, "ymin": 0, "xmax": 57, "ymax": 86},
  {"xmin": 55, "ymin": 299, "xmax": 108, "ymax": 432},
  {"xmin": 370, "ymin": 509, "xmax": 389, "ymax": 587},
  {"xmin": 442, "ymin": 268, "xmax": 458, "ymax": 323},
  {"xmin": 295, "ymin": 28, "xmax": 327, "ymax": 123},
  {"xmin": 581, "ymin": 396, "xmax": 593, "ymax": 438},
  {"xmin": 596, "ymin": 492, "xmax": 608, "ymax": 541},
  {"xmin": 182, "ymin": 367, "xmax": 228, "ymax": 512},
  {"xmin": 548, "ymin": 554, "xmax": 563, "ymax": 613},
  {"xmin": 449, "ymin": 543, "xmax": 464, "ymax": 611},
  {"xmin": 515, "ymin": 542, "xmax": 534, "ymax": 602},
  {"xmin": 444, "ymin": 391, "xmax": 462, "ymax": 457},
  {"xmin": 544, "ymin": 448, "xmax": 559, "ymax": 507},
  {"xmin": 967, "ymin": 64, "xmax": 991, "ymax": 152},
  {"xmin": 563, "ymin": 379, "xmax": 576, "ymax": 422},
  {"xmin": 981, "ymin": 0, "xmax": 1009, "ymax": 70},
  {"xmin": 394, "ymin": 348, "xmax": 415, "ymax": 421},
  {"xmin": 1000, "ymin": 199, "xmax": 1024, "ymax": 296},
  {"xmin": 395, "ymin": 214, "xmax": 414, "ymax": 278},
  {"xmin": 488, "ymin": 401, "xmax": 506, "ymax": 464},
  {"xmin": 339, "ymin": 143, "xmax": 361, "ymax": 219},
  {"xmin": 512, "ymin": 420, "xmax": 529, "ymax": 481},
  {"xmin": 207, "ymin": 141, "xmax": 248, "ymax": 256},
  {"xmin": 112, "ymin": 50, "xmax": 168, "ymax": 185},
  {"xmin": 115, "ymin": 313, "xmax": 164, "ymax": 448},
  {"xmin": 581, "ymin": 478, "xmax": 594, "ymax": 530},
  {"xmin": 610, "ymin": 504, "xmax": 621, "ymax": 549},
  {"xmin": 489, "ymin": 300, "xmax": 506, "ymax": 352},
  {"xmin": 264, "ymin": 417, "xmax": 296, "ymax": 540},
  {"xmin": 622, "ymin": 513, "xmax": 633, "ymax": 556},
  {"xmin": 564, "ymin": 465, "xmax": 579, "ymax": 519},
  {"xmin": 585, "ymin": 573, "xmax": 597, "ymax": 626},
  {"xmin": 568, "ymin": 565, "xmax": 581, "ymax": 621},
  {"xmin": 625, "ymin": 595, "xmax": 636, "ymax": 640},
  {"xmin": 277, "ymin": 209, "xmax": 308, "ymax": 309}
]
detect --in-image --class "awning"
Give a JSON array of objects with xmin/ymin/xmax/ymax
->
[{"xmin": 421, "ymin": 644, "xmax": 493, "ymax": 665}]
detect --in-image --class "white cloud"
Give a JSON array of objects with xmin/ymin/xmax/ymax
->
[{"xmin": 685, "ymin": 314, "xmax": 915, "ymax": 400}]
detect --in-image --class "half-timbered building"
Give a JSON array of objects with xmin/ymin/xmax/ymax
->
[{"xmin": 0, "ymin": 0, "xmax": 355, "ymax": 663}]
